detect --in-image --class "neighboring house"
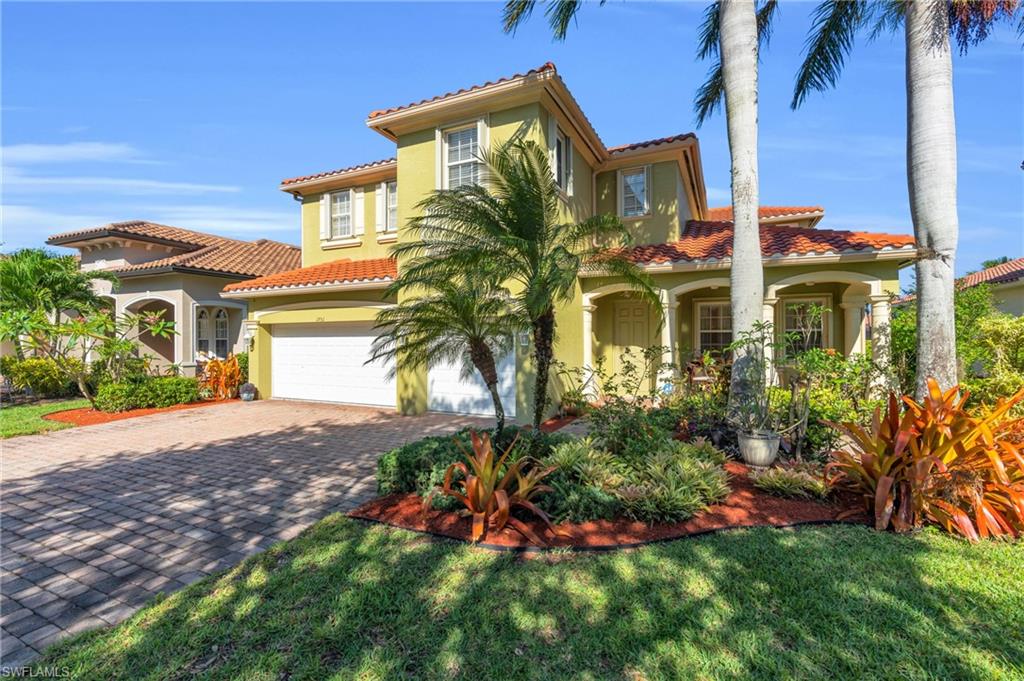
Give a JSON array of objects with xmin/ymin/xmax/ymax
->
[
  {"xmin": 222, "ymin": 62, "xmax": 916, "ymax": 418},
  {"xmin": 960, "ymin": 257, "xmax": 1024, "ymax": 316},
  {"xmin": 46, "ymin": 222, "xmax": 301, "ymax": 375}
]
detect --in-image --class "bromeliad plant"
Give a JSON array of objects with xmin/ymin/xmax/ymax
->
[
  {"xmin": 431, "ymin": 430, "xmax": 559, "ymax": 545},
  {"xmin": 826, "ymin": 379, "xmax": 1024, "ymax": 541}
]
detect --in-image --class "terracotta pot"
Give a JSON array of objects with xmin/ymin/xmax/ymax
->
[{"xmin": 737, "ymin": 431, "xmax": 780, "ymax": 467}]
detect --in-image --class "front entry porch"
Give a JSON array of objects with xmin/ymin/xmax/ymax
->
[{"xmin": 580, "ymin": 270, "xmax": 894, "ymax": 386}]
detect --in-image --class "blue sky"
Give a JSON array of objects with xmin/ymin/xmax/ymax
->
[{"xmin": 3, "ymin": 1, "xmax": 1021, "ymax": 281}]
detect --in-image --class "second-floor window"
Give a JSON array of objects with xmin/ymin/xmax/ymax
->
[
  {"xmin": 620, "ymin": 167, "xmax": 649, "ymax": 218},
  {"xmin": 386, "ymin": 180, "xmax": 398, "ymax": 231},
  {"xmin": 445, "ymin": 126, "xmax": 479, "ymax": 189},
  {"xmin": 555, "ymin": 128, "xmax": 572, "ymax": 190},
  {"xmin": 330, "ymin": 189, "xmax": 352, "ymax": 238}
]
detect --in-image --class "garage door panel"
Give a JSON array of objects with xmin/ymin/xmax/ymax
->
[
  {"xmin": 271, "ymin": 323, "xmax": 395, "ymax": 407},
  {"xmin": 428, "ymin": 350, "xmax": 516, "ymax": 418}
]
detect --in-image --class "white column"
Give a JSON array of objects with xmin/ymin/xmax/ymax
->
[
  {"xmin": 869, "ymin": 294, "xmax": 892, "ymax": 368},
  {"xmin": 659, "ymin": 289, "xmax": 677, "ymax": 385},
  {"xmin": 762, "ymin": 297, "xmax": 778, "ymax": 380},
  {"xmin": 841, "ymin": 300, "xmax": 867, "ymax": 356},
  {"xmin": 581, "ymin": 303, "xmax": 596, "ymax": 396}
]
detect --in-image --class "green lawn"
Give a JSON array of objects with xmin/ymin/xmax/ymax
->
[
  {"xmin": 37, "ymin": 519, "xmax": 1022, "ymax": 680},
  {"xmin": 0, "ymin": 398, "xmax": 90, "ymax": 438}
]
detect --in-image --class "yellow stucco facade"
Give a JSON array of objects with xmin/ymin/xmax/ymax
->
[{"xmin": 231, "ymin": 65, "xmax": 911, "ymax": 419}]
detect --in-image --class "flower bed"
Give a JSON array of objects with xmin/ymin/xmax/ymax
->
[
  {"xmin": 42, "ymin": 398, "xmax": 232, "ymax": 427},
  {"xmin": 351, "ymin": 461, "xmax": 864, "ymax": 550}
]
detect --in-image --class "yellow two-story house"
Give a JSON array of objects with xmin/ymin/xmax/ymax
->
[{"xmin": 222, "ymin": 63, "xmax": 916, "ymax": 419}]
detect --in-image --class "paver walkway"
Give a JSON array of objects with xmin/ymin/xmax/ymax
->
[{"xmin": 0, "ymin": 400, "xmax": 484, "ymax": 668}]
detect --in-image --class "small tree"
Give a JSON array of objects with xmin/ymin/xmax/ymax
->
[
  {"xmin": 8, "ymin": 309, "xmax": 175, "ymax": 408},
  {"xmin": 371, "ymin": 278, "xmax": 522, "ymax": 434}
]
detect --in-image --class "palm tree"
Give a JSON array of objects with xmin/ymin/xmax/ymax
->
[
  {"xmin": 791, "ymin": 0, "xmax": 1020, "ymax": 397},
  {"xmin": 370, "ymin": 278, "xmax": 521, "ymax": 433},
  {"xmin": 392, "ymin": 138, "xmax": 658, "ymax": 432},
  {"xmin": 505, "ymin": 0, "xmax": 775, "ymax": 412},
  {"xmin": 0, "ymin": 248, "xmax": 117, "ymax": 358}
]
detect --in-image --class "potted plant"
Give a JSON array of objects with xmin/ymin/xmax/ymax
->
[
  {"xmin": 727, "ymin": 321, "xmax": 796, "ymax": 467},
  {"xmin": 239, "ymin": 382, "xmax": 257, "ymax": 401}
]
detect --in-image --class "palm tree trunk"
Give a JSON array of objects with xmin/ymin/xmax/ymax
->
[
  {"xmin": 906, "ymin": 0, "xmax": 959, "ymax": 397},
  {"xmin": 469, "ymin": 340, "xmax": 505, "ymax": 435},
  {"xmin": 530, "ymin": 308, "xmax": 556, "ymax": 432},
  {"xmin": 720, "ymin": 0, "xmax": 765, "ymax": 416}
]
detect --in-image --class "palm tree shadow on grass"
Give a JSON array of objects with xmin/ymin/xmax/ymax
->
[{"xmin": 33, "ymin": 510, "xmax": 1023, "ymax": 678}]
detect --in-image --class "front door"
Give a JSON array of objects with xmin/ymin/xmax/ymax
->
[{"xmin": 613, "ymin": 300, "xmax": 651, "ymax": 388}]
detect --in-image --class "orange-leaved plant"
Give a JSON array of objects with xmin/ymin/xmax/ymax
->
[
  {"xmin": 200, "ymin": 355, "xmax": 242, "ymax": 400},
  {"xmin": 432, "ymin": 430, "xmax": 559, "ymax": 545},
  {"xmin": 826, "ymin": 379, "xmax": 1024, "ymax": 541}
]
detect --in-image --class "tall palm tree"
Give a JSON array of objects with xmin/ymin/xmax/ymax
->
[
  {"xmin": 791, "ymin": 0, "xmax": 1020, "ymax": 397},
  {"xmin": 392, "ymin": 138, "xmax": 658, "ymax": 432},
  {"xmin": 370, "ymin": 278, "xmax": 522, "ymax": 433},
  {"xmin": 0, "ymin": 248, "xmax": 117, "ymax": 358},
  {"xmin": 505, "ymin": 0, "xmax": 775, "ymax": 412}
]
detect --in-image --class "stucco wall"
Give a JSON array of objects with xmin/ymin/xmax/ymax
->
[
  {"xmin": 595, "ymin": 160, "xmax": 682, "ymax": 245},
  {"xmin": 994, "ymin": 281, "xmax": 1024, "ymax": 316}
]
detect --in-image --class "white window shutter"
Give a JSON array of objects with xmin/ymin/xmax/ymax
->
[
  {"xmin": 354, "ymin": 188, "xmax": 365, "ymax": 236},
  {"xmin": 319, "ymin": 193, "xmax": 329, "ymax": 240},
  {"xmin": 547, "ymin": 115, "xmax": 557, "ymax": 177},
  {"xmin": 616, "ymin": 169, "xmax": 623, "ymax": 217},
  {"xmin": 644, "ymin": 165, "xmax": 652, "ymax": 213},
  {"xmin": 375, "ymin": 183, "xmax": 385, "ymax": 232},
  {"xmin": 435, "ymin": 127, "xmax": 444, "ymax": 190},
  {"xmin": 566, "ymin": 137, "xmax": 574, "ymax": 197},
  {"xmin": 476, "ymin": 116, "xmax": 489, "ymax": 184}
]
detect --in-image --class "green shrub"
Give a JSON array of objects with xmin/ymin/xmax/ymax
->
[
  {"xmin": 750, "ymin": 467, "xmax": 830, "ymax": 500},
  {"xmin": 1, "ymin": 357, "xmax": 79, "ymax": 397},
  {"xmin": 236, "ymin": 351, "xmax": 250, "ymax": 383},
  {"xmin": 552, "ymin": 485, "xmax": 622, "ymax": 522},
  {"xmin": 95, "ymin": 377, "xmax": 199, "ymax": 412},
  {"xmin": 95, "ymin": 382, "xmax": 138, "ymax": 412},
  {"xmin": 588, "ymin": 399, "xmax": 671, "ymax": 460},
  {"xmin": 135, "ymin": 377, "xmax": 200, "ymax": 408},
  {"xmin": 376, "ymin": 425, "xmax": 569, "ymax": 499}
]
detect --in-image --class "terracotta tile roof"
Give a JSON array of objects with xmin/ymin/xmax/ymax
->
[
  {"xmin": 367, "ymin": 62, "xmax": 557, "ymax": 120},
  {"xmin": 48, "ymin": 220, "xmax": 227, "ymax": 248},
  {"xmin": 46, "ymin": 221, "xmax": 300, "ymax": 279},
  {"xmin": 705, "ymin": 206, "xmax": 825, "ymax": 222},
  {"xmin": 960, "ymin": 257, "xmax": 1024, "ymax": 287},
  {"xmin": 280, "ymin": 158, "xmax": 397, "ymax": 187},
  {"xmin": 222, "ymin": 257, "xmax": 397, "ymax": 294},
  {"xmin": 608, "ymin": 133, "xmax": 696, "ymax": 153},
  {"xmin": 621, "ymin": 221, "xmax": 915, "ymax": 265}
]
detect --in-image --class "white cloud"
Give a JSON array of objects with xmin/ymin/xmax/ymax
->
[
  {"xmin": 139, "ymin": 204, "xmax": 298, "ymax": 237},
  {"xmin": 1, "ymin": 205, "xmax": 109, "ymax": 249},
  {"xmin": 3, "ymin": 169, "xmax": 239, "ymax": 195},
  {"xmin": 2, "ymin": 142, "xmax": 144, "ymax": 164}
]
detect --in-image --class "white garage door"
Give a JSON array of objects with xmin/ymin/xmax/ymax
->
[
  {"xmin": 271, "ymin": 322, "xmax": 395, "ymax": 407},
  {"xmin": 428, "ymin": 349, "xmax": 516, "ymax": 418}
]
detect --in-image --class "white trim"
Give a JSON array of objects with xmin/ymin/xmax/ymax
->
[
  {"xmin": 581, "ymin": 282, "xmax": 642, "ymax": 306},
  {"xmin": 665, "ymin": 278, "xmax": 732, "ymax": 299},
  {"xmin": 440, "ymin": 119, "xmax": 486, "ymax": 190},
  {"xmin": 252, "ymin": 300, "xmax": 394, "ymax": 319},
  {"xmin": 353, "ymin": 188, "xmax": 365, "ymax": 236},
  {"xmin": 320, "ymin": 237, "xmax": 362, "ymax": 250},
  {"xmin": 122, "ymin": 293, "xmax": 177, "ymax": 309},
  {"xmin": 222, "ymin": 279, "xmax": 392, "ymax": 298},
  {"xmin": 319, "ymin": 194, "xmax": 329, "ymax": 240}
]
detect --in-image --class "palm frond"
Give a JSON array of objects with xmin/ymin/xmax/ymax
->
[
  {"xmin": 502, "ymin": 0, "xmax": 537, "ymax": 34},
  {"xmin": 791, "ymin": 0, "xmax": 871, "ymax": 109},
  {"xmin": 694, "ymin": 64, "xmax": 726, "ymax": 127}
]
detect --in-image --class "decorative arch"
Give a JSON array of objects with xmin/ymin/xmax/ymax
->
[
  {"xmin": 581, "ymin": 283, "xmax": 648, "ymax": 306},
  {"xmin": 123, "ymin": 293, "xmax": 177, "ymax": 310},
  {"xmin": 665, "ymin": 277, "xmax": 732, "ymax": 300},
  {"xmin": 766, "ymin": 270, "xmax": 882, "ymax": 300}
]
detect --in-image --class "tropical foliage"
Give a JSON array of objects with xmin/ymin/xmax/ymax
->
[
  {"xmin": 826, "ymin": 380, "xmax": 1024, "ymax": 541},
  {"xmin": 432, "ymin": 430, "xmax": 559, "ymax": 544},
  {"xmin": 373, "ymin": 278, "xmax": 520, "ymax": 432},
  {"xmin": 0, "ymin": 248, "xmax": 117, "ymax": 358},
  {"xmin": 95, "ymin": 377, "xmax": 200, "ymax": 413},
  {"xmin": 199, "ymin": 355, "xmax": 243, "ymax": 400},
  {"xmin": 751, "ymin": 466, "xmax": 830, "ymax": 500},
  {"xmin": 391, "ymin": 137, "xmax": 656, "ymax": 431}
]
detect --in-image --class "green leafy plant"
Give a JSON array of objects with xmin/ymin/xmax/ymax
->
[
  {"xmin": 200, "ymin": 355, "xmax": 242, "ymax": 400},
  {"xmin": 826, "ymin": 380, "xmax": 1024, "ymax": 541},
  {"xmin": 1, "ymin": 357, "xmax": 80, "ymax": 397},
  {"xmin": 432, "ymin": 431, "xmax": 558, "ymax": 544},
  {"xmin": 94, "ymin": 376, "xmax": 199, "ymax": 412},
  {"xmin": 94, "ymin": 382, "xmax": 138, "ymax": 413},
  {"xmin": 751, "ymin": 467, "xmax": 830, "ymax": 500}
]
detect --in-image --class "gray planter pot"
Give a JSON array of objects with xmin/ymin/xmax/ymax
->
[{"xmin": 737, "ymin": 431, "xmax": 780, "ymax": 468}]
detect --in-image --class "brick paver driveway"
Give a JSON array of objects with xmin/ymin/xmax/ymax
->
[{"xmin": 0, "ymin": 400, "xmax": 485, "ymax": 667}]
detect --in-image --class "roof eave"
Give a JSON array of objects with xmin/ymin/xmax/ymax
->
[
  {"xmin": 46, "ymin": 229, "xmax": 200, "ymax": 250},
  {"xmin": 279, "ymin": 160, "xmax": 398, "ymax": 195},
  {"xmin": 221, "ymin": 279, "xmax": 392, "ymax": 298}
]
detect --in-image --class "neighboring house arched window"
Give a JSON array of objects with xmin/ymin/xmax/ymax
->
[
  {"xmin": 214, "ymin": 308, "xmax": 229, "ymax": 359},
  {"xmin": 196, "ymin": 309, "xmax": 210, "ymax": 355}
]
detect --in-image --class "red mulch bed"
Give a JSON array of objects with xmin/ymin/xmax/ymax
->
[
  {"xmin": 42, "ymin": 399, "xmax": 234, "ymax": 427},
  {"xmin": 350, "ymin": 461, "xmax": 868, "ymax": 551},
  {"xmin": 539, "ymin": 413, "xmax": 577, "ymax": 433}
]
